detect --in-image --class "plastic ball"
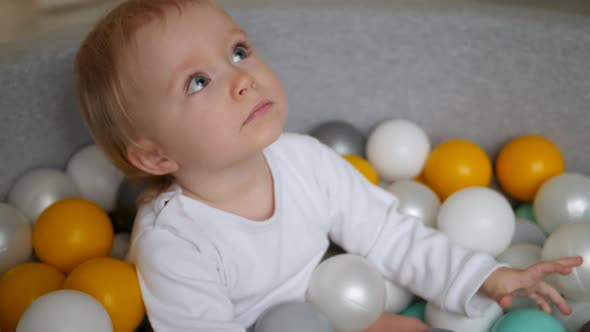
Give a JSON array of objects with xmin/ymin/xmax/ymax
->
[
  {"xmin": 254, "ymin": 302, "xmax": 333, "ymax": 332},
  {"xmin": 66, "ymin": 144, "xmax": 124, "ymax": 212},
  {"xmin": 0, "ymin": 263, "xmax": 65, "ymax": 332},
  {"xmin": 33, "ymin": 198, "xmax": 114, "ymax": 273},
  {"xmin": 496, "ymin": 135, "xmax": 564, "ymax": 203},
  {"xmin": 515, "ymin": 204, "xmax": 536, "ymax": 223},
  {"xmin": 400, "ymin": 301, "xmax": 426, "ymax": 322},
  {"xmin": 366, "ymin": 119, "xmax": 430, "ymax": 182},
  {"xmin": 541, "ymin": 222, "xmax": 590, "ymax": 300},
  {"xmin": 534, "ymin": 173, "xmax": 590, "ymax": 234},
  {"xmin": 343, "ymin": 155, "xmax": 379, "ymax": 185},
  {"xmin": 0, "ymin": 203, "xmax": 32, "ymax": 275},
  {"xmin": 64, "ymin": 257, "xmax": 145, "ymax": 332},
  {"xmin": 309, "ymin": 121, "xmax": 366, "ymax": 156},
  {"xmin": 581, "ymin": 320, "xmax": 590, "ymax": 332},
  {"xmin": 490, "ymin": 309, "xmax": 565, "ymax": 332},
  {"xmin": 8, "ymin": 168, "xmax": 80, "ymax": 223},
  {"xmin": 423, "ymin": 140, "xmax": 492, "ymax": 200},
  {"xmin": 306, "ymin": 254, "xmax": 385, "ymax": 332},
  {"xmin": 496, "ymin": 243, "xmax": 542, "ymax": 269},
  {"xmin": 383, "ymin": 278, "xmax": 414, "ymax": 313},
  {"xmin": 511, "ymin": 217, "xmax": 546, "ymax": 247},
  {"xmin": 425, "ymin": 302, "xmax": 502, "ymax": 332},
  {"xmin": 388, "ymin": 180, "xmax": 440, "ymax": 228},
  {"xmin": 552, "ymin": 300, "xmax": 590, "ymax": 332},
  {"xmin": 16, "ymin": 290, "xmax": 112, "ymax": 332},
  {"xmin": 110, "ymin": 232, "xmax": 131, "ymax": 260},
  {"xmin": 437, "ymin": 187, "xmax": 515, "ymax": 256}
]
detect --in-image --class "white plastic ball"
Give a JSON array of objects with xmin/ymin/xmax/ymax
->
[
  {"xmin": 366, "ymin": 119, "xmax": 430, "ymax": 182},
  {"xmin": 306, "ymin": 254, "xmax": 385, "ymax": 332},
  {"xmin": 8, "ymin": 168, "xmax": 80, "ymax": 223},
  {"xmin": 437, "ymin": 187, "xmax": 515, "ymax": 257},
  {"xmin": 511, "ymin": 217, "xmax": 547, "ymax": 247},
  {"xmin": 0, "ymin": 203, "xmax": 32, "ymax": 275},
  {"xmin": 534, "ymin": 173, "xmax": 590, "ymax": 234},
  {"xmin": 388, "ymin": 180, "xmax": 440, "ymax": 228},
  {"xmin": 67, "ymin": 144, "xmax": 124, "ymax": 212},
  {"xmin": 425, "ymin": 302, "xmax": 502, "ymax": 332},
  {"xmin": 110, "ymin": 232, "xmax": 131, "ymax": 260},
  {"xmin": 383, "ymin": 278, "xmax": 414, "ymax": 313},
  {"xmin": 16, "ymin": 290, "xmax": 113, "ymax": 332},
  {"xmin": 541, "ymin": 222, "xmax": 590, "ymax": 300},
  {"xmin": 552, "ymin": 300, "xmax": 590, "ymax": 332}
]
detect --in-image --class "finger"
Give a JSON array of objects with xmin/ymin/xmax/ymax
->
[
  {"xmin": 540, "ymin": 281, "xmax": 572, "ymax": 315},
  {"xmin": 529, "ymin": 293, "xmax": 552, "ymax": 314},
  {"xmin": 547, "ymin": 256, "xmax": 584, "ymax": 268},
  {"xmin": 529, "ymin": 261, "xmax": 572, "ymax": 278},
  {"xmin": 496, "ymin": 294, "xmax": 513, "ymax": 309}
]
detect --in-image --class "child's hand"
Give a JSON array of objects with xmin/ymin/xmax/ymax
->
[{"xmin": 481, "ymin": 256, "xmax": 583, "ymax": 315}]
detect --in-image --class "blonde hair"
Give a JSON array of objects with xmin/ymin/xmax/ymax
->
[{"xmin": 75, "ymin": 0, "xmax": 201, "ymax": 204}]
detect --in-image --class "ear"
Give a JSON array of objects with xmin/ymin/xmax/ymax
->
[{"xmin": 127, "ymin": 139, "xmax": 179, "ymax": 176}]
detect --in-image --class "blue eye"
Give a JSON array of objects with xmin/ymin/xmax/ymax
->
[
  {"xmin": 187, "ymin": 74, "xmax": 210, "ymax": 95},
  {"xmin": 232, "ymin": 44, "xmax": 249, "ymax": 63}
]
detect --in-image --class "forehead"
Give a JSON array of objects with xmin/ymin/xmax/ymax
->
[{"xmin": 133, "ymin": 2, "xmax": 238, "ymax": 56}]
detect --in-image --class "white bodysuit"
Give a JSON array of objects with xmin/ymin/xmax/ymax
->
[{"xmin": 127, "ymin": 133, "xmax": 502, "ymax": 332}]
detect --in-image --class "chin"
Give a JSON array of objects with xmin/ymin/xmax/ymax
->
[
  {"xmin": 246, "ymin": 105, "xmax": 287, "ymax": 150},
  {"xmin": 255, "ymin": 120, "xmax": 285, "ymax": 149}
]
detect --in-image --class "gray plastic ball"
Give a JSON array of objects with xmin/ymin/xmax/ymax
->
[
  {"xmin": 254, "ymin": 302, "xmax": 333, "ymax": 332},
  {"xmin": 306, "ymin": 254, "xmax": 385, "ymax": 332},
  {"xmin": 542, "ymin": 222, "xmax": 590, "ymax": 300},
  {"xmin": 534, "ymin": 173, "xmax": 590, "ymax": 234},
  {"xmin": 309, "ymin": 121, "xmax": 366, "ymax": 156},
  {"xmin": 388, "ymin": 180, "xmax": 440, "ymax": 228},
  {"xmin": 0, "ymin": 203, "xmax": 32, "ymax": 275},
  {"xmin": 511, "ymin": 217, "xmax": 547, "ymax": 247}
]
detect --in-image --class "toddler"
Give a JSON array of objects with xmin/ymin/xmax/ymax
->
[{"xmin": 74, "ymin": 1, "xmax": 582, "ymax": 331}]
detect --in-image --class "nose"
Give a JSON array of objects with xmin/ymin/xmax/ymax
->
[{"xmin": 231, "ymin": 69, "xmax": 256, "ymax": 100}]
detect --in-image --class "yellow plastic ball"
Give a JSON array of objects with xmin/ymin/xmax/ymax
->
[
  {"xmin": 64, "ymin": 257, "xmax": 145, "ymax": 332},
  {"xmin": 343, "ymin": 154, "xmax": 379, "ymax": 185},
  {"xmin": 496, "ymin": 135, "xmax": 564, "ymax": 202},
  {"xmin": 33, "ymin": 198, "xmax": 114, "ymax": 273},
  {"xmin": 0, "ymin": 263, "xmax": 65, "ymax": 332},
  {"xmin": 423, "ymin": 139, "xmax": 492, "ymax": 200}
]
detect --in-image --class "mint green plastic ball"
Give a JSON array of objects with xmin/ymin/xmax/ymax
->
[
  {"xmin": 491, "ymin": 309, "xmax": 565, "ymax": 332},
  {"xmin": 400, "ymin": 301, "xmax": 426, "ymax": 322},
  {"xmin": 515, "ymin": 204, "xmax": 537, "ymax": 223}
]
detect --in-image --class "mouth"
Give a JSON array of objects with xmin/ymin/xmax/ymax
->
[{"xmin": 243, "ymin": 99, "xmax": 273, "ymax": 126}]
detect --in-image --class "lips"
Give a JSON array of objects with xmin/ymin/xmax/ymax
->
[{"xmin": 243, "ymin": 100, "xmax": 273, "ymax": 125}]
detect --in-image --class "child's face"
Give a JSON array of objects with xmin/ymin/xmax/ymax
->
[{"xmin": 127, "ymin": 2, "xmax": 288, "ymax": 173}]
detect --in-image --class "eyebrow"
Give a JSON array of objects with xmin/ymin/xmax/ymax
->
[{"xmin": 168, "ymin": 28, "xmax": 249, "ymax": 94}]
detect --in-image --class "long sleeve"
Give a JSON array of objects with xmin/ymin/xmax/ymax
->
[
  {"xmin": 306, "ymin": 136, "xmax": 502, "ymax": 318},
  {"xmin": 131, "ymin": 227, "xmax": 246, "ymax": 332}
]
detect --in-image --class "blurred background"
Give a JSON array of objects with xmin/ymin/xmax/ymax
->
[{"xmin": 1, "ymin": 0, "xmax": 589, "ymax": 46}]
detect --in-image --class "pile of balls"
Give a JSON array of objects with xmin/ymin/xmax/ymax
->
[
  {"xmin": 0, "ymin": 145, "xmax": 148, "ymax": 332},
  {"xmin": 252, "ymin": 119, "xmax": 590, "ymax": 332},
  {"xmin": 2, "ymin": 118, "xmax": 590, "ymax": 332}
]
